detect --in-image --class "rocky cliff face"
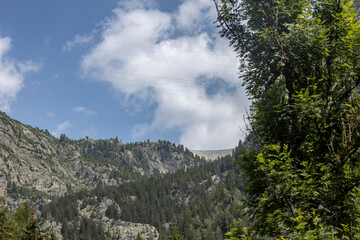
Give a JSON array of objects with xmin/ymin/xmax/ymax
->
[
  {"xmin": 0, "ymin": 111, "xmax": 215, "ymax": 239},
  {"xmin": 78, "ymin": 198, "xmax": 159, "ymax": 239},
  {"xmin": 0, "ymin": 111, "xmax": 203, "ymax": 202},
  {"xmin": 0, "ymin": 112, "xmax": 86, "ymax": 197}
]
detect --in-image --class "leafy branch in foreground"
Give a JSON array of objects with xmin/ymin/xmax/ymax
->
[{"xmin": 215, "ymin": 0, "xmax": 360, "ymax": 238}]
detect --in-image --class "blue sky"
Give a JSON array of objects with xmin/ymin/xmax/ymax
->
[{"xmin": 0, "ymin": 0, "xmax": 250, "ymax": 150}]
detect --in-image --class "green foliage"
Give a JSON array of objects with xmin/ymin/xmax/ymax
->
[
  {"xmin": 0, "ymin": 197, "xmax": 56, "ymax": 240},
  {"xmin": 42, "ymin": 154, "xmax": 246, "ymax": 239},
  {"xmin": 225, "ymin": 226, "xmax": 253, "ymax": 240},
  {"xmin": 78, "ymin": 217, "xmax": 107, "ymax": 240},
  {"xmin": 7, "ymin": 182, "xmax": 51, "ymax": 201},
  {"xmin": 40, "ymin": 193, "xmax": 106, "ymax": 240},
  {"xmin": 105, "ymin": 203, "xmax": 119, "ymax": 219},
  {"xmin": 76, "ymin": 138, "xmax": 205, "ymax": 180},
  {"xmin": 167, "ymin": 223, "xmax": 184, "ymax": 240},
  {"xmin": 135, "ymin": 233, "xmax": 144, "ymax": 240},
  {"xmin": 216, "ymin": 0, "xmax": 360, "ymax": 238},
  {"xmin": 58, "ymin": 134, "xmax": 74, "ymax": 143}
]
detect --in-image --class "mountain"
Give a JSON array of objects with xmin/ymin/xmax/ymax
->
[
  {"xmin": 0, "ymin": 111, "xmax": 247, "ymax": 239},
  {"xmin": 40, "ymin": 154, "xmax": 245, "ymax": 240},
  {"xmin": 0, "ymin": 111, "xmax": 204, "ymax": 202}
]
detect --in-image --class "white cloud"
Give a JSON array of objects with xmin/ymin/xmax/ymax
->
[
  {"xmin": 0, "ymin": 36, "xmax": 11, "ymax": 58},
  {"xmin": 0, "ymin": 37, "xmax": 22, "ymax": 112},
  {"xmin": 0, "ymin": 35, "xmax": 40, "ymax": 112},
  {"xmin": 175, "ymin": 0, "xmax": 215, "ymax": 32},
  {"xmin": 63, "ymin": 34, "xmax": 94, "ymax": 52},
  {"xmin": 73, "ymin": 106, "xmax": 96, "ymax": 115},
  {"xmin": 17, "ymin": 60, "xmax": 42, "ymax": 73},
  {"xmin": 51, "ymin": 120, "xmax": 71, "ymax": 138},
  {"xmin": 81, "ymin": 0, "xmax": 250, "ymax": 149}
]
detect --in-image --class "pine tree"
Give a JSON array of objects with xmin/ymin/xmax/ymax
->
[
  {"xmin": 0, "ymin": 197, "xmax": 56, "ymax": 240},
  {"xmin": 167, "ymin": 223, "xmax": 184, "ymax": 240}
]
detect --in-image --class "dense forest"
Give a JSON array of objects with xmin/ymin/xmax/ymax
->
[{"xmin": 39, "ymin": 141, "xmax": 247, "ymax": 239}]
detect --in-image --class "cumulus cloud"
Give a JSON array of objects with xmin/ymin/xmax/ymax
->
[
  {"xmin": 51, "ymin": 120, "xmax": 71, "ymax": 138},
  {"xmin": 0, "ymin": 35, "xmax": 40, "ymax": 112},
  {"xmin": 175, "ymin": 0, "xmax": 215, "ymax": 32},
  {"xmin": 63, "ymin": 34, "xmax": 94, "ymax": 52},
  {"xmin": 73, "ymin": 106, "xmax": 96, "ymax": 115},
  {"xmin": 81, "ymin": 0, "xmax": 250, "ymax": 149}
]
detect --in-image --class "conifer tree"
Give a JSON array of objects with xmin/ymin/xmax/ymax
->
[
  {"xmin": 167, "ymin": 223, "xmax": 184, "ymax": 240},
  {"xmin": 0, "ymin": 197, "xmax": 56, "ymax": 239}
]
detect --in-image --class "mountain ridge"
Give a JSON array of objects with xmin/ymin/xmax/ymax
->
[
  {"xmin": 0, "ymin": 111, "xmax": 204, "ymax": 200},
  {"xmin": 0, "ymin": 111, "xmax": 245, "ymax": 239}
]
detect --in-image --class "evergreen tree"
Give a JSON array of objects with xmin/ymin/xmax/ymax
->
[
  {"xmin": 215, "ymin": 0, "xmax": 360, "ymax": 238},
  {"xmin": 0, "ymin": 197, "xmax": 56, "ymax": 240},
  {"xmin": 167, "ymin": 223, "xmax": 184, "ymax": 240}
]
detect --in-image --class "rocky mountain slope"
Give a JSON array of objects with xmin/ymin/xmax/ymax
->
[
  {"xmin": 0, "ymin": 111, "xmax": 245, "ymax": 239},
  {"xmin": 40, "ymin": 154, "xmax": 243, "ymax": 240},
  {"xmin": 0, "ymin": 111, "xmax": 204, "ymax": 202}
]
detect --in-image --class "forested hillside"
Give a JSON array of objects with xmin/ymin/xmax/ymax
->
[
  {"xmin": 0, "ymin": 110, "xmax": 205, "ymax": 206},
  {"xmin": 0, "ymin": 110, "xmax": 247, "ymax": 239},
  {"xmin": 40, "ymin": 142, "xmax": 247, "ymax": 239}
]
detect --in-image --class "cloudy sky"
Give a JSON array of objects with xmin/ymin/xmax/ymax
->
[{"xmin": 0, "ymin": 0, "xmax": 250, "ymax": 150}]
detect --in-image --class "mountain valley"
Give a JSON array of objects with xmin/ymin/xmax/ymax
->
[{"xmin": 0, "ymin": 111, "xmax": 246, "ymax": 239}]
